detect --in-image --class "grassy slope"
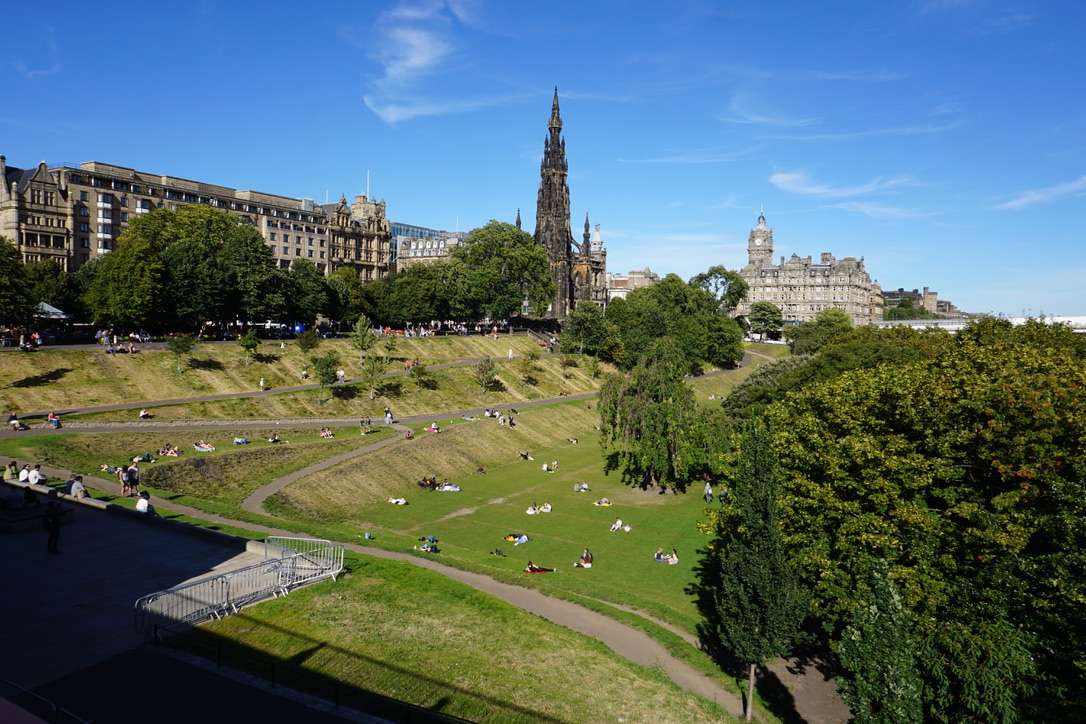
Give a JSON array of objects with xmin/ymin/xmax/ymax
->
[
  {"xmin": 177, "ymin": 554, "xmax": 730, "ymax": 723},
  {"xmin": 270, "ymin": 401, "xmax": 714, "ymax": 634},
  {"xmin": 0, "ymin": 426, "xmax": 391, "ymax": 508},
  {"xmin": 0, "ymin": 335, "xmax": 542, "ymax": 413},
  {"xmin": 74, "ymin": 355, "xmax": 605, "ymax": 422}
]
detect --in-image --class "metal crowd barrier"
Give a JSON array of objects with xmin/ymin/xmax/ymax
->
[{"xmin": 134, "ymin": 537, "xmax": 343, "ymax": 636}]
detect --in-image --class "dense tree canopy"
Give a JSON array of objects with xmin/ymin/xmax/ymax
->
[
  {"xmin": 603, "ymin": 272, "xmax": 744, "ymax": 372},
  {"xmin": 688, "ymin": 265, "xmax": 749, "ymax": 314},
  {"xmin": 451, "ymin": 220, "xmax": 555, "ymax": 319},
  {"xmin": 747, "ymin": 301, "xmax": 783, "ymax": 339},
  {"xmin": 709, "ymin": 320, "xmax": 1086, "ymax": 721},
  {"xmin": 784, "ymin": 307, "xmax": 853, "ymax": 354},
  {"xmin": 0, "ymin": 236, "xmax": 35, "ymax": 327}
]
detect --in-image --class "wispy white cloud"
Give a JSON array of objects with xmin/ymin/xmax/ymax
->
[
  {"xmin": 996, "ymin": 175, "xmax": 1086, "ymax": 210},
  {"xmin": 358, "ymin": 1, "xmax": 524, "ymax": 124},
  {"xmin": 722, "ymin": 91, "xmax": 815, "ymax": 127},
  {"xmin": 827, "ymin": 201, "xmax": 936, "ymax": 219},
  {"xmin": 617, "ymin": 145, "xmax": 761, "ymax": 164},
  {"xmin": 763, "ymin": 121, "xmax": 960, "ymax": 141},
  {"xmin": 14, "ymin": 27, "xmax": 61, "ymax": 80},
  {"xmin": 770, "ymin": 171, "xmax": 913, "ymax": 198}
]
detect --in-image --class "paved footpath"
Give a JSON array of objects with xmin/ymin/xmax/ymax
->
[{"xmin": 5, "ymin": 457, "xmax": 748, "ymax": 720}]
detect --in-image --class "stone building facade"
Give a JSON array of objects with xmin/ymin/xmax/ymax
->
[
  {"xmin": 533, "ymin": 89, "xmax": 606, "ymax": 318},
  {"xmin": 737, "ymin": 212, "xmax": 883, "ymax": 326},
  {"xmin": 607, "ymin": 266, "xmax": 659, "ymax": 301},
  {"xmin": 0, "ymin": 154, "xmax": 390, "ymax": 278}
]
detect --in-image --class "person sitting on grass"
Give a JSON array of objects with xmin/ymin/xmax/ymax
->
[
  {"xmin": 542, "ymin": 460, "xmax": 559, "ymax": 473},
  {"xmin": 519, "ymin": 451, "xmax": 534, "ymax": 461},
  {"xmin": 267, "ymin": 433, "xmax": 281, "ymax": 444},
  {"xmin": 359, "ymin": 418, "xmax": 372, "ymax": 435},
  {"xmin": 193, "ymin": 440, "xmax": 216, "ymax": 452},
  {"xmin": 47, "ymin": 411, "xmax": 61, "ymax": 429},
  {"xmin": 135, "ymin": 491, "xmax": 158, "ymax": 516},
  {"xmin": 404, "ymin": 429, "xmax": 414, "ymax": 440},
  {"xmin": 158, "ymin": 443, "xmax": 180, "ymax": 457},
  {"xmin": 476, "ymin": 466, "xmax": 487, "ymax": 474},
  {"xmin": 526, "ymin": 503, "xmax": 539, "ymax": 515},
  {"xmin": 539, "ymin": 502, "xmax": 552, "ymax": 513},
  {"xmin": 593, "ymin": 498, "xmax": 612, "ymax": 507},
  {"xmin": 387, "ymin": 497, "xmax": 408, "ymax": 505},
  {"xmin": 524, "ymin": 561, "xmax": 554, "ymax": 574},
  {"xmin": 491, "ymin": 548, "xmax": 506, "ymax": 557},
  {"xmin": 8, "ymin": 413, "xmax": 25, "ymax": 431},
  {"xmin": 319, "ymin": 427, "xmax": 335, "ymax": 439},
  {"xmin": 610, "ymin": 518, "xmax": 624, "ymax": 533},
  {"xmin": 567, "ymin": 437, "xmax": 578, "ymax": 445},
  {"xmin": 139, "ymin": 409, "xmax": 151, "ymax": 420},
  {"xmin": 233, "ymin": 437, "xmax": 249, "ymax": 445},
  {"xmin": 654, "ymin": 548, "xmax": 667, "ymax": 563},
  {"xmin": 414, "ymin": 535, "xmax": 439, "ymax": 553},
  {"xmin": 575, "ymin": 548, "xmax": 594, "ymax": 569},
  {"xmin": 573, "ymin": 482, "xmax": 590, "ymax": 493},
  {"xmin": 668, "ymin": 548, "xmax": 679, "ymax": 565},
  {"xmin": 425, "ymin": 421, "xmax": 440, "ymax": 433},
  {"xmin": 68, "ymin": 476, "xmax": 86, "ymax": 500}
]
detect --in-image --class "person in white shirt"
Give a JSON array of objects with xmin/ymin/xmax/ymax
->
[
  {"xmin": 18, "ymin": 464, "xmax": 31, "ymax": 483},
  {"xmin": 135, "ymin": 492, "xmax": 157, "ymax": 515},
  {"xmin": 69, "ymin": 477, "xmax": 87, "ymax": 499},
  {"xmin": 28, "ymin": 464, "xmax": 46, "ymax": 485}
]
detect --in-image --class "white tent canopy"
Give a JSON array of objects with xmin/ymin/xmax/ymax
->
[{"xmin": 35, "ymin": 302, "xmax": 68, "ymax": 320}]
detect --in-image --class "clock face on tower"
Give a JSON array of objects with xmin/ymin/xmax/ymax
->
[{"xmin": 754, "ymin": 236, "xmax": 762, "ymax": 246}]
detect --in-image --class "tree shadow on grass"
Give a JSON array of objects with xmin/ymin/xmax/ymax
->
[
  {"xmin": 189, "ymin": 358, "xmax": 224, "ymax": 371},
  {"xmin": 332, "ymin": 385, "xmax": 359, "ymax": 401},
  {"xmin": 379, "ymin": 380, "xmax": 404, "ymax": 398},
  {"xmin": 252, "ymin": 352, "xmax": 280, "ymax": 364},
  {"xmin": 9, "ymin": 367, "xmax": 72, "ymax": 388}
]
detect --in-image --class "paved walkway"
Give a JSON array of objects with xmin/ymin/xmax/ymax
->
[{"xmin": 0, "ymin": 481, "xmax": 263, "ymax": 690}]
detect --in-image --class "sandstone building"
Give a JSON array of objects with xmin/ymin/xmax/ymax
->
[
  {"xmin": 606, "ymin": 267, "xmax": 659, "ymax": 301},
  {"xmin": 737, "ymin": 212, "xmax": 883, "ymax": 326},
  {"xmin": 0, "ymin": 155, "xmax": 391, "ymax": 279},
  {"xmin": 533, "ymin": 89, "xmax": 606, "ymax": 318}
]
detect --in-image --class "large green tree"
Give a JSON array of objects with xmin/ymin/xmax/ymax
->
[
  {"xmin": 692, "ymin": 421, "xmax": 807, "ymax": 721},
  {"xmin": 561, "ymin": 302, "xmax": 620, "ymax": 358},
  {"xmin": 744, "ymin": 322, "xmax": 1086, "ymax": 721},
  {"xmin": 689, "ymin": 264, "xmax": 749, "ymax": 313},
  {"xmin": 598, "ymin": 337, "xmax": 711, "ymax": 490},
  {"xmin": 348, "ymin": 315, "xmax": 378, "ymax": 366},
  {"xmin": 747, "ymin": 301, "xmax": 783, "ymax": 340},
  {"xmin": 286, "ymin": 259, "xmax": 329, "ymax": 325},
  {"xmin": 605, "ymin": 273, "xmax": 744, "ymax": 372},
  {"xmin": 783, "ymin": 307, "xmax": 852, "ymax": 354},
  {"xmin": 0, "ymin": 237, "xmax": 34, "ymax": 327},
  {"xmin": 834, "ymin": 560, "xmax": 924, "ymax": 724},
  {"xmin": 451, "ymin": 220, "xmax": 555, "ymax": 318},
  {"xmin": 84, "ymin": 234, "xmax": 164, "ymax": 328}
]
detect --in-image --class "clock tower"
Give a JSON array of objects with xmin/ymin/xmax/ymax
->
[{"xmin": 747, "ymin": 209, "xmax": 774, "ymax": 266}]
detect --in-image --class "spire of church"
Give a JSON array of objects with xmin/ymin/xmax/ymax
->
[
  {"xmin": 549, "ymin": 86, "xmax": 562, "ymax": 130},
  {"xmin": 515, "ymin": 208, "xmax": 522, "ymax": 230},
  {"xmin": 583, "ymin": 212, "xmax": 591, "ymax": 246}
]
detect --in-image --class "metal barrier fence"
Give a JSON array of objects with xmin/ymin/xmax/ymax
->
[
  {"xmin": 0, "ymin": 677, "xmax": 91, "ymax": 724},
  {"xmin": 134, "ymin": 537, "xmax": 343, "ymax": 636}
]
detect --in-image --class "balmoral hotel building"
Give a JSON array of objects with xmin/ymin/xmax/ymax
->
[{"xmin": 0, "ymin": 154, "xmax": 391, "ymax": 278}]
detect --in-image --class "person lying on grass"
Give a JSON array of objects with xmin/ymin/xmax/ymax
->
[
  {"xmin": 267, "ymin": 432, "xmax": 281, "ymax": 444},
  {"xmin": 425, "ymin": 421, "xmax": 440, "ymax": 433},
  {"xmin": 593, "ymin": 497, "xmax": 612, "ymax": 507},
  {"xmin": 233, "ymin": 437, "xmax": 249, "ymax": 445},
  {"xmin": 573, "ymin": 482, "xmax": 590, "ymax": 493},
  {"xmin": 435, "ymin": 481, "xmax": 461, "ymax": 492},
  {"xmin": 524, "ymin": 561, "xmax": 554, "ymax": 574},
  {"xmin": 654, "ymin": 548, "xmax": 680, "ymax": 565},
  {"xmin": 319, "ymin": 427, "xmax": 335, "ymax": 439},
  {"xmin": 542, "ymin": 460, "xmax": 559, "ymax": 473},
  {"xmin": 415, "ymin": 535, "xmax": 439, "ymax": 553},
  {"xmin": 387, "ymin": 497, "xmax": 408, "ymax": 505},
  {"xmin": 567, "ymin": 437, "xmax": 578, "ymax": 445},
  {"xmin": 575, "ymin": 548, "xmax": 593, "ymax": 569},
  {"xmin": 157, "ymin": 443, "xmax": 180, "ymax": 457},
  {"xmin": 519, "ymin": 451, "xmax": 534, "ymax": 461},
  {"xmin": 504, "ymin": 533, "xmax": 530, "ymax": 545},
  {"xmin": 193, "ymin": 440, "xmax": 215, "ymax": 452},
  {"xmin": 610, "ymin": 518, "xmax": 632, "ymax": 533}
]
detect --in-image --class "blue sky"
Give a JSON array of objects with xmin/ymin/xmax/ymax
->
[{"xmin": 4, "ymin": 0, "xmax": 1084, "ymax": 314}]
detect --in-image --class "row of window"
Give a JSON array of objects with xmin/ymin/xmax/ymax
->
[
  {"xmin": 19, "ymin": 214, "xmax": 66, "ymax": 228},
  {"xmin": 29, "ymin": 189, "xmax": 57, "ymax": 205}
]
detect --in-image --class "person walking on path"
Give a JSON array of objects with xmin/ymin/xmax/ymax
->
[
  {"xmin": 44, "ymin": 500, "xmax": 62, "ymax": 554},
  {"xmin": 259, "ymin": 377, "xmax": 267, "ymax": 392},
  {"xmin": 384, "ymin": 406, "xmax": 393, "ymax": 425},
  {"xmin": 703, "ymin": 480, "xmax": 713, "ymax": 504}
]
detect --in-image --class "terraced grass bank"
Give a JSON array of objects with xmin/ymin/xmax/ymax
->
[
  {"xmin": 73, "ymin": 355, "xmax": 605, "ymax": 422},
  {"xmin": 175, "ymin": 554, "xmax": 731, "ymax": 723},
  {"xmin": 0, "ymin": 334, "xmax": 543, "ymax": 413}
]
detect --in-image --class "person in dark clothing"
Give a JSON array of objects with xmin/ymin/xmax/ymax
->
[{"xmin": 44, "ymin": 501, "xmax": 62, "ymax": 554}]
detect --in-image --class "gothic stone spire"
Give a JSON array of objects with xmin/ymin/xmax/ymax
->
[
  {"xmin": 534, "ymin": 87, "xmax": 574, "ymax": 319},
  {"xmin": 515, "ymin": 208, "xmax": 522, "ymax": 230}
]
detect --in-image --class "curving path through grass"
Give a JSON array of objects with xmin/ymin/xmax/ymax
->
[{"xmin": 6, "ymin": 457, "xmax": 746, "ymax": 719}]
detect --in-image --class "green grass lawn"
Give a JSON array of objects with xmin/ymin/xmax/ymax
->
[
  {"xmin": 0, "ymin": 426, "xmax": 391, "ymax": 509},
  {"xmin": 72, "ymin": 355, "xmax": 606, "ymax": 422},
  {"xmin": 267, "ymin": 401, "xmax": 716, "ymax": 635},
  {"xmin": 744, "ymin": 341, "xmax": 791, "ymax": 358},
  {"xmin": 172, "ymin": 553, "xmax": 731, "ymax": 723},
  {"xmin": 0, "ymin": 335, "xmax": 544, "ymax": 413}
]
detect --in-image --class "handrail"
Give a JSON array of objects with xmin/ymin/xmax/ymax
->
[
  {"xmin": 134, "ymin": 537, "xmax": 344, "ymax": 636},
  {"xmin": 0, "ymin": 676, "xmax": 91, "ymax": 723}
]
